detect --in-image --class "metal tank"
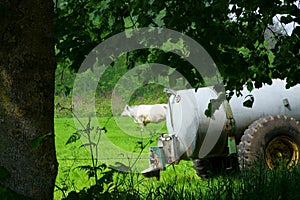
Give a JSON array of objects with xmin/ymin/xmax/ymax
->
[{"xmin": 142, "ymin": 79, "xmax": 300, "ymax": 178}]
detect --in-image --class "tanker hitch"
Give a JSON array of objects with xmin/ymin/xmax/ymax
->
[{"xmin": 141, "ymin": 134, "xmax": 180, "ymax": 180}]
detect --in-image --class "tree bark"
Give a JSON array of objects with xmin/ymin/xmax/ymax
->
[{"xmin": 0, "ymin": 0, "xmax": 58, "ymax": 199}]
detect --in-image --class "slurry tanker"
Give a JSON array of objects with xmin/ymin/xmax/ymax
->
[{"xmin": 142, "ymin": 79, "xmax": 300, "ymax": 178}]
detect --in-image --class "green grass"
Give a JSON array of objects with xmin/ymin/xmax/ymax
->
[
  {"xmin": 54, "ymin": 117, "xmax": 300, "ymax": 200},
  {"xmin": 54, "ymin": 117, "xmax": 176, "ymax": 199}
]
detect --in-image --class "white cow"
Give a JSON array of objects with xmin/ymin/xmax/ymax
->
[{"xmin": 121, "ymin": 104, "xmax": 168, "ymax": 129}]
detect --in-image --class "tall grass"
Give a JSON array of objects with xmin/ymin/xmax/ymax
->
[{"xmin": 57, "ymin": 165, "xmax": 300, "ymax": 200}]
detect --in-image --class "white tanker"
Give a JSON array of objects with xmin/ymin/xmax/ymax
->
[{"xmin": 142, "ymin": 79, "xmax": 300, "ymax": 178}]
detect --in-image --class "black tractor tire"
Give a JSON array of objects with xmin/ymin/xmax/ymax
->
[
  {"xmin": 193, "ymin": 158, "xmax": 212, "ymax": 178},
  {"xmin": 193, "ymin": 155, "xmax": 239, "ymax": 178},
  {"xmin": 238, "ymin": 115, "xmax": 300, "ymax": 170}
]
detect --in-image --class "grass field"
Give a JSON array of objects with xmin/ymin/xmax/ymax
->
[
  {"xmin": 54, "ymin": 117, "xmax": 300, "ymax": 200},
  {"xmin": 54, "ymin": 117, "xmax": 198, "ymax": 199}
]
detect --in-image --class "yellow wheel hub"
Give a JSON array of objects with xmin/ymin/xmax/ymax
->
[{"xmin": 265, "ymin": 136, "xmax": 299, "ymax": 169}]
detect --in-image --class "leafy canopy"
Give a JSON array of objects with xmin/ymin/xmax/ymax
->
[{"xmin": 54, "ymin": 0, "xmax": 300, "ymax": 92}]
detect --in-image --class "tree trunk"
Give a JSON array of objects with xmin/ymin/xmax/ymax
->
[{"xmin": 0, "ymin": 0, "xmax": 58, "ymax": 199}]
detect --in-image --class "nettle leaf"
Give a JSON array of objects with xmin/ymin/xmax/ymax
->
[
  {"xmin": 80, "ymin": 142, "xmax": 97, "ymax": 148},
  {"xmin": 76, "ymin": 165, "xmax": 105, "ymax": 179},
  {"xmin": 76, "ymin": 165, "xmax": 95, "ymax": 179},
  {"xmin": 243, "ymin": 94, "xmax": 254, "ymax": 108},
  {"xmin": 65, "ymin": 132, "xmax": 81, "ymax": 145}
]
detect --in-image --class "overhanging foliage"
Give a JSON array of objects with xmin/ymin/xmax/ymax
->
[{"xmin": 54, "ymin": 0, "xmax": 300, "ymax": 93}]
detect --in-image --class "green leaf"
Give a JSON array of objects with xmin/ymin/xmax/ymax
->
[
  {"xmin": 246, "ymin": 81, "xmax": 254, "ymax": 91},
  {"xmin": 243, "ymin": 95, "xmax": 254, "ymax": 108},
  {"xmin": 280, "ymin": 15, "xmax": 294, "ymax": 24},
  {"xmin": 291, "ymin": 26, "xmax": 300, "ymax": 37},
  {"xmin": 204, "ymin": 102, "xmax": 212, "ymax": 117},
  {"xmin": 54, "ymin": 0, "xmax": 300, "ymax": 96},
  {"xmin": 80, "ymin": 142, "xmax": 96, "ymax": 148},
  {"xmin": 65, "ymin": 132, "xmax": 81, "ymax": 145},
  {"xmin": 0, "ymin": 166, "xmax": 10, "ymax": 180},
  {"xmin": 30, "ymin": 132, "xmax": 53, "ymax": 149}
]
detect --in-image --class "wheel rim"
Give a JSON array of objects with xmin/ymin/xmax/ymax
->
[{"xmin": 265, "ymin": 136, "xmax": 299, "ymax": 169}]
